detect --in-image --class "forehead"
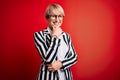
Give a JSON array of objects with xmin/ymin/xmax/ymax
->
[{"xmin": 49, "ymin": 8, "xmax": 63, "ymax": 15}]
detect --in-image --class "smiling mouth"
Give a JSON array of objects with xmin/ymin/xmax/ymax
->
[
  {"xmin": 54, "ymin": 23, "xmax": 58, "ymax": 24},
  {"xmin": 53, "ymin": 22, "xmax": 59, "ymax": 25}
]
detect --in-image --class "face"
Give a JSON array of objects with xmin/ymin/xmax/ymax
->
[{"xmin": 47, "ymin": 9, "xmax": 64, "ymax": 29}]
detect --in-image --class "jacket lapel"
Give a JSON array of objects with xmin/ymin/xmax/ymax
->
[{"xmin": 43, "ymin": 28, "xmax": 52, "ymax": 47}]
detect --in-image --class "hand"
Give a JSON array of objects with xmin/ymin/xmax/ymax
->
[
  {"xmin": 47, "ymin": 61, "xmax": 63, "ymax": 72},
  {"xmin": 51, "ymin": 27, "xmax": 63, "ymax": 37}
]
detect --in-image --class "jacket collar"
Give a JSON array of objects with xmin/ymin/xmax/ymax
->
[{"xmin": 43, "ymin": 27, "xmax": 51, "ymax": 35}]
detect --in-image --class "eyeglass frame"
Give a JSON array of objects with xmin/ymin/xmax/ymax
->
[{"xmin": 49, "ymin": 14, "xmax": 64, "ymax": 19}]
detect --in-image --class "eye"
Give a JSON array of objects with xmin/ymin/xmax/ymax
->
[
  {"xmin": 49, "ymin": 14, "xmax": 64, "ymax": 19},
  {"xmin": 58, "ymin": 15, "xmax": 63, "ymax": 18},
  {"xmin": 50, "ymin": 15, "xmax": 56, "ymax": 17}
]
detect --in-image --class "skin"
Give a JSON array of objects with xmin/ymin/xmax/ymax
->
[
  {"xmin": 46, "ymin": 9, "xmax": 64, "ymax": 72},
  {"xmin": 48, "ymin": 9, "xmax": 63, "ymax": 37}
]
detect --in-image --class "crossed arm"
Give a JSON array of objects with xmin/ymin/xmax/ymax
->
[{"xmin": 34, "ymin": 30, "xmax": 77, "ymax": 71}]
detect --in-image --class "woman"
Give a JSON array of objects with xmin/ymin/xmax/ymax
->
[{"xmin": 34, "ymin": 4, "xmax": 77, "ymax": 80}]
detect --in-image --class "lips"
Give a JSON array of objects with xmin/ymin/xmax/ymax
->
[
  {"xmin": 50, "ymin": 20, "xmax": 62, "ymax": 28},
  {"xmin": 53, "ymin": 22, "xmax": 59, "ymax": 25}
]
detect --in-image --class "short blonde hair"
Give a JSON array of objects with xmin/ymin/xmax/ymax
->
[{"xmin": 45, "ymin": 4, "xmax": 65, "ymax": 19}]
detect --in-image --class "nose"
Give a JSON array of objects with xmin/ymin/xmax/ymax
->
[{"xmin": 55, "ymin": 16, "xmax": 59, "ymax": 21}]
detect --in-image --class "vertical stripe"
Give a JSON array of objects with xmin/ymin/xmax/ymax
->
[
  {"xmin": 68, "ymin": 69, "xmax": 71, "ymax": 80},
  {"xmin": 44, "ymin": 66, "xmax": 47, "ymax": 80},
  {"xmin": 67, "ymin": 69, "xmax": 71, "ymax": 80},
  {"xmin": 34, "ymin": 28, "xmax": 77, "ymax": 80},
  {"xmin": 53, "ymin": 71, "xmax": 56, "ymax": 80},
  {"xmin": 48, "ymin": 71, "xmax": 51, "ymax": 80},
  {"xmin": 51, "ymin": 72, "xmax": 53, "ymax": 80},
  {"xmin": 65, "ymin": 70, "xmax": 68, "ymax": 80},
  {"xmin": 63, "ymin": 35, "xmax": 68, "ymax": 45},
  {"xmin": 42, "ymin": 71, "xmax": 45, "ymax": 80},
  {"xmin": 46, "ymin": 70, "xmax": 49, "ymax": 80},
  {"xmin": 46, "ymin": 35, "xmax": 50, "ymax": 47}
]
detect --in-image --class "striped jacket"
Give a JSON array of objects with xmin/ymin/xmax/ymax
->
[{"xmin": 34, "ymin": 27, "xmax": 77, "ymax": 80}]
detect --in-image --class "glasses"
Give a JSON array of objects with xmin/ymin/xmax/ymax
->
[{"xmin": 49, "ymin": 15, "xmax": 64, "ymax": 19}]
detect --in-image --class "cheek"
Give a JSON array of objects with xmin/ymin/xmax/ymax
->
[
  {"xmin": 59, "ymin": 19, "xmax": 63, "ymax": 23},
  {"xmin": 47, "ymin": 19, "xmax": 53, "ymax": 24}
]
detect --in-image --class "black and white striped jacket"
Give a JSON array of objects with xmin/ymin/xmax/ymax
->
[{"xmin": 34, "ymin": 27, "xmax": 77, "ymax": 80}]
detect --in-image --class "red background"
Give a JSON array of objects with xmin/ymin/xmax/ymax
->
[{"xmin": 0, "ymin": 0, "xmax": 120, "ymax": 80}]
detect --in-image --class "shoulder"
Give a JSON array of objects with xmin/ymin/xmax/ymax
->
[
  {"xmin": 63, "ymin": 32, "xmax": 71, "ymax": 39},
  {"xmin": 34, "ymin": 28, "xmax": 48, "ymax": 36},
  {"xmin": 62, "ymin": 32, "xmax": 72, "ymax": 43}
]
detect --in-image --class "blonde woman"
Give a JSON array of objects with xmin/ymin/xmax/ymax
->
[{"xmin": 34, "ymin": 4, "xmax": 77, "ymax": 80}]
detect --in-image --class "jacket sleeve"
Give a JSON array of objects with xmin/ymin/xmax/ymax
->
[
  {"xmin": 61, "ymin": 34, "xmax": 77, "ymax": 70},
  {"xmin": 34, "ymin": 31, "xmax": 61, "ymax": 64}
]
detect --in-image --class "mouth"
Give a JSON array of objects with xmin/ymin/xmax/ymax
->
[
  {"xmin": 51, "ymin": 21, "xmax": 62, "ymax": 27},
  {"xmin": 53, "ymin": 22, "xmax": 59, "ymax": 25}
]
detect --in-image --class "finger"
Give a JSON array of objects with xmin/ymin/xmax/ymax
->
[
  {"xmin": 48, "ymin": 68, "xmax": 52, "ymax": 71},
  {"xmin": 48, "ymin": 66, "xmax": 52, "ymax": 69},
  {"xmin": 46, "ymin": 64, "xmax": 51, "ymax": 67},
  {"xmin": 48, "ymin": 67, "xmax": 55, "ymax": 71}
]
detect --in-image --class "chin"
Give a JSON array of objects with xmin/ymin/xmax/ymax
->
[
  {"xmin": 54, "ymin": 26, "xmax": 59, "ymax": 28},
  {"xmin": 54, "ymin": 24, "xmax": 61, "ymax": 28}
]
